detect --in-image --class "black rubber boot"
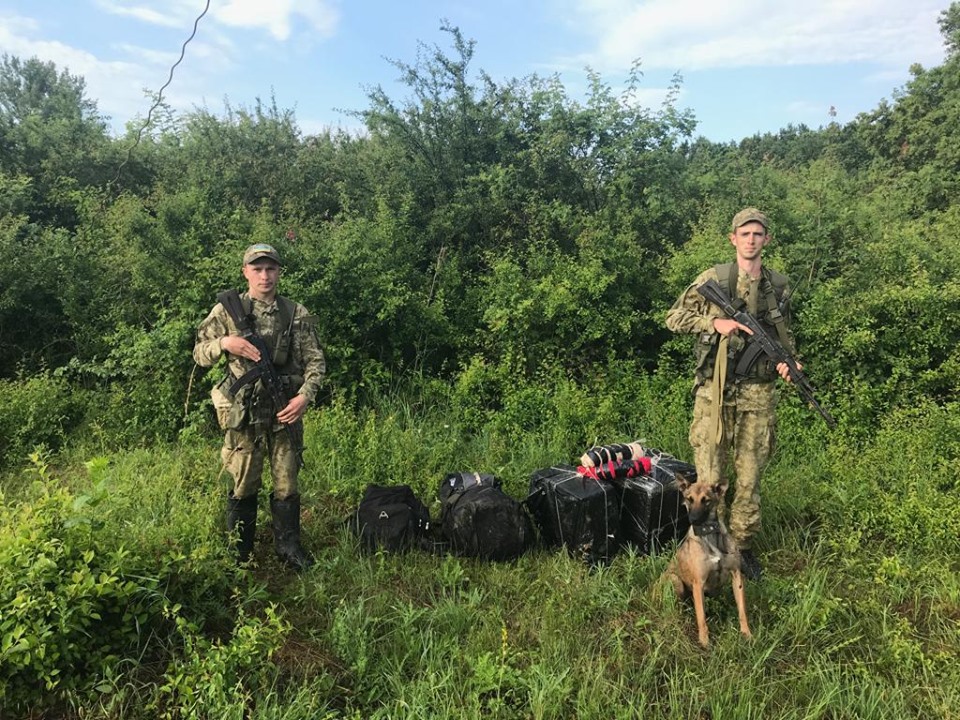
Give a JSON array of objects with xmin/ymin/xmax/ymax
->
[
  {"xmin": 226, "ymin": 493, "xmax": 258, "ymax": 564},
  {"xmin": 740, "ymin": 548, "xmax": 763, "ymax": 581},
  {"xmin": 270, "ymin": 493, "xmax": 314, "ymax": 572}
]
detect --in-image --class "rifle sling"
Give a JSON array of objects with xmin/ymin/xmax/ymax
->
[
  {"xmin": 761, "ymin": 279, "xmax": 792, "ymax": 349},
  {"xmin": 229, "ymin": 365, "xmax": 263, "ymax": 397},
  {"xmin": 217, "ymin": 289, "xmax": 253, "ymax": 335},
  {"xmin": 217, "ymin": 288, "xmax": 286, "ymax": 404},
  {"xmin": 710, "ymin": 334, "xmax": 729, "ymax": 444},
  {"xmin": 216, "ymin": 288, "xmax": 295, "ymax": 367},
  {"xmin": 716, "ymin": 263, "xmax": 791, "ymax": 350}
]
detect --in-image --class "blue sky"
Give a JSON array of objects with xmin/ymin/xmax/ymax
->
[{"xmin": 0, "ymin": 0, "xmax": 951, "ymax": 142}]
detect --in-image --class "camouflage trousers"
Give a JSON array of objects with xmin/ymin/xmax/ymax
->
[
  {"xmin": 220, "ymin": 423, "xmax": 301, "ymax": 501},
  {"xmin": 689, "ymin": 381, "xmax": 778, "ymax": 549}
]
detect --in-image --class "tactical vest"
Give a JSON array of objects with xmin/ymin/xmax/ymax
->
[
  {"xmin": 218, "ymin": 294, "xmax": 304, "ymax": 429},
  {"xmin": 694, "ymin": 263, "xmax": 792, "ymax": 385},
  {"xmin": 238, "ymin": 294, "xmax": 297, "ymax": 370}
]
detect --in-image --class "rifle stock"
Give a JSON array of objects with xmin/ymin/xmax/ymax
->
[
  {"xmin": 695, "ymin": 279, "xmax": 836, "ymax": 429},
  {"xmin": 217, "ymin": 290, "xmax": 306, "ymax": 467}
]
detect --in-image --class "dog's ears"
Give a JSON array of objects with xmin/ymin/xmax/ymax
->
[
  {"xmin": 712, "ymin": 482, "xmax": 728, "ymax": 498},
  {"xmin": 675, "ymin": 472, "xmax": 693, "ymax": 490}
]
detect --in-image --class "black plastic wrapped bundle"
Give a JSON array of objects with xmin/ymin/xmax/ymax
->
[
  {"xmin": 619, "ymin": 451, "xmax": 695, "ymax": 554},
  {"xmin": 527, "ymin": 465, "xmax": 621, "ymax": 566}
]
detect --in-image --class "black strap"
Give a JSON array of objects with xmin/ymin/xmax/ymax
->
[
  {"xmin": 217, "ymin": 289, "xmax": 253, "ymax": 335},
  {"xmin": 217, "ymin": 289, "xmax": 296, "ymax": 367},
  {"xmin": 716, "ymin": 262, "xmax": 738, "ymax": 302},
  {"xmin": 760, "ymin": 268, "xmax": 793, "ymax": 350}
]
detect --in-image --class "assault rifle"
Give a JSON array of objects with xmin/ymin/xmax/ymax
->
[
  {"xmin": 217, "ymin": 290, "xmax": 305, "ymax": 467},
  {"xmin": 695, "ymin": 279, "xmax": 837, "ymax": 429}
]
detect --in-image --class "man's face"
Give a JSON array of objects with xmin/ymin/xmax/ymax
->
[
  {"xmin": 243, "ymin": 259, "xmax": 280, "ymax": 299},
  {"xmin": 729, "ymin": 221, "xmax": 769, "ymax": 261}
]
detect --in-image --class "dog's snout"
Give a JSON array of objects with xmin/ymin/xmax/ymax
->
[{"xmin": 687, "ymin": 502, "xmax": 710, "ymax": 525}]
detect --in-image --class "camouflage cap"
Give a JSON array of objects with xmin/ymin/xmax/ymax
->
[
  {"xmin": 242, "ymin": 243, "xmax": 282, "ymax": 265},
  {"xmin": 731, "ymin": 207, "xmax": 769, "ymax": 232}
]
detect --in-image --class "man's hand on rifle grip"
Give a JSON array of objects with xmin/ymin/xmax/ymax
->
[{"xmin": 277, "ymin": 394, "xmax": 307, "ymax": 425}]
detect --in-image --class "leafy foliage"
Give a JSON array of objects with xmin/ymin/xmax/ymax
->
[
  {"xmin": 2, "ymin": 9, "xmax": 960, "ymax": 714},
  {"xmin": 0, "ymin": 457, "xmax": 169, "ymax": 710},
  {"xmin": 0, "ymin": 371, "xmax": 87, "ymax": 467},
  {"xmin": 0, "ymin": 11, "xmax": 955, "ymax": 439}
]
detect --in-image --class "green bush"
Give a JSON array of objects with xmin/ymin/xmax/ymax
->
[
  {"xmin": 0, "ymin": 370, "xmax": 88, "ymax": 469},
  {"xmin": 0, "ymin": 452, "xmax": 239, "ymax": 714},
  {"xmin": 0, "ymin": 459, "xmax": 157, "ymax": 709},
  {"xmin": 818, "ymin": 400, "xmax": 960, "ymax": 555},
  {"xmin": 149, "ymin": 604, "xmax": 290, "ymax": 720},
  {"xmin": 60, "ymin": 313, "xmax": 198, "ymax": 447}
]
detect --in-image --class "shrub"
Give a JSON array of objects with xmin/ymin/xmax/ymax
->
[
  {"xmin": 0, "ymin": 370, "xmax": 88, "ymax": 469},
  {"xmin": 149, "ymin": 604, "xmax": 290, "ymax": 720},
  {"xmin": 0, "ymin": 458, "xmax": 158, "ymax": 710},
  {"xmin": 0, "ymin": 453, "xmax": 238, "ymax": 714}
]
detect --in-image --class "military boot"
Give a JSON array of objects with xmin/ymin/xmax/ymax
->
[
  {"xmin": 270, "ymin": 493, "xmax": 314, "ymax": 572},
  {"xmin": 740, "ymin": 548, "xmax": 763, "ymax": 581},
  {"xmin": 226, "ymin": 493, "xmax": 258, "ymax": 564}
]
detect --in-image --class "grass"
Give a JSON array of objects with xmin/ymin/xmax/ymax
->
[{"xmin": 2, "ymin": 373, "xmax": 959, "ymax": 719}]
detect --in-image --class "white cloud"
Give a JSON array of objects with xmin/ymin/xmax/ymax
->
[
  {"xmin": 0, "ymin": 10, "xmax": 221, "ymax": 132},
  {"xmin": 0, "ymin": 1, "xmax": 339, "ymax": 134},
  {"xmin": 0, "ymin": 13, "xmax": 141, "ymax": 115},
  {"xmin": 214, "ymin": 0, "xmax": 339, "ymax": 41},
  {"xmin": 785, "ymin": 99, "xmax": 828, "ymax": 116},
  {"xmin": 96, "ymin": 0, "xmax": 341, "ymax": 42},
  {"xmin": 112, "ymin": 33, "xmax": 235, "ymax": 76},
  {"xmin": 94, "ymin": 0, "xmax": 202, "ymax": 28},
  {"xmin": 623, "ymin": 84, "xmax": 677, "ymax": 109},
  {"xmin": 297, "ymin": 114, "xmax": 366, "ymax": 138},
  {"xmin": 569, "ymin": 0, "xmax": 947, "ymax": 72}
]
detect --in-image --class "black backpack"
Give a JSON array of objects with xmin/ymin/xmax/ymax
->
[
  {"xmin": 350, "ymin": 484, "xmax": 432, "ymax": 552},
  {"xmin": 439, "ymin": 473, "xmax": 534, "ymax": 561}
]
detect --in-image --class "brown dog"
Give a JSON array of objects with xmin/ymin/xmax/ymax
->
[{"xmin": 662, "ymin": 473, "xmax": 752, "ymax": 647}]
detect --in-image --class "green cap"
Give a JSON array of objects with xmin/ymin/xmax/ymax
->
[
  {"xmin": 243, "ymin": 243, "xmax": 282, "ymax": 265},
  {"xmin": 731, "ymin": 207, "xmax": 769, "ymax": 232}
]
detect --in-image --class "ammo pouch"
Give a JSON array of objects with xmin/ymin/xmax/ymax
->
[
  {"xmin": 694, "ymin": 330, "xmax": 745, "ymax": 383},
  {"xmin": 280, "ymin": 374, "xmax": 304, "ymax": 401},
  {"xmin": 212, "ymin": 375, "xmax": 254, "ymax": 431},
  {"xmin": 225, "ymin": 383, "xmax": 254, "ymax": 430}
]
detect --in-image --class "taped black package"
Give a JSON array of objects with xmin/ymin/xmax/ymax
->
[
  {"xmin": 527, "ymin": 465, "xmax": 620, "ymax": 566},
  {"xmin": 619, "ymin": 451, "xmax": 695, "ymax": 554}
]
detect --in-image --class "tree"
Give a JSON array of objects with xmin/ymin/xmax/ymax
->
[
  {"xmin": 940, "ymin": 2, "xmax": 960, "ymax": 57},
  {"xmin": 844, "ymin": 5, "xmax": 960, "ymax": 213},
  {"xmin": 0, "ymin": 54, "xmax": 111, "ymax": 227}
]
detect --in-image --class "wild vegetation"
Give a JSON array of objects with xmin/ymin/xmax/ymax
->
[{"xmin": 1, "ymin": 9, "xmax": 959, "ymax": 719}]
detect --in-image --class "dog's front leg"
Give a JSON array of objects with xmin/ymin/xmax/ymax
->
[
  {"xmin": 731, "ymin": 568, "xmax": 752, "ymax": 639},
  {"xmin": 690, "ymin": 577, "xmax": 710, "ymax": 647}
]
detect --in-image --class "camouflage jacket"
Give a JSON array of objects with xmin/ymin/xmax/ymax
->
[
  {"xmin": 193, "ymin": 293, "xmax": 326, "ymax": 423},
  {"xmin": 666, "ymin": 264, "xmax": 795, "ymax": 386}
]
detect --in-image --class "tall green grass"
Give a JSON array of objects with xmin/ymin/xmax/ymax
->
[{"xmin": 1, "ymin": 368, "xmax": 958, "ymax": 718}]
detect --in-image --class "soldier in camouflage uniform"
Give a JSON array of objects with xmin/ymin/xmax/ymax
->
[
  {"xmin": 665, "ymin": 208, "xmax": 798, "ymax": 580},
  {"xmin": 193, "ymin": 243, "xmax": 325, "ymax": 571}
]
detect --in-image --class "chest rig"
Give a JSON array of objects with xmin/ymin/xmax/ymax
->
[
  {"xmin": 694, "ymin": 263, "xmax": 792, "ymax": 385},
  {"xmin": 218, "ymin": 291, "xmax": 300, "ymax": 429}
]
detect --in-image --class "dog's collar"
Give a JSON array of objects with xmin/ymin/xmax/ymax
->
[{"xmin": 692, "ymin": 519, "xmax": 723, "ymax": 538}]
